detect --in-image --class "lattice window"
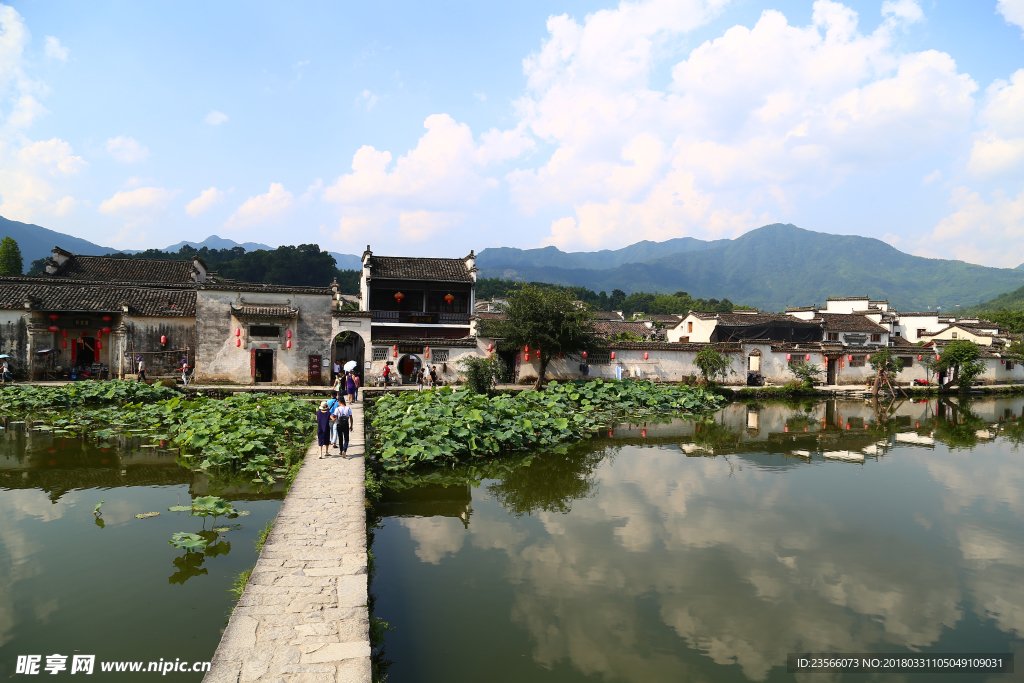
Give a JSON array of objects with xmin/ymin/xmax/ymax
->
[
  {"xmin": 850, "ymin": 355, "xmax": 866, "ymax": 367},
  {"xmin": 899, "ymin": 356, "xmax": 914, "ymax": 367},
  {"xmin": 371, "ymin": 347, "xmax": 387, "ymax": 362},
  {"xmin": 432, "ymin": 349, "xmax": 449, "ymax": 363},
  {"xmin": 250, "ymin": 325, "xmax": 279, "ymax": 337},
  {"xmin": 588, "ymin": 353, "xmax": 611, "ymax": 365}
]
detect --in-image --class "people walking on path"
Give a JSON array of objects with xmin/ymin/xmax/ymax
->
[
  {"xmin": 181, "ymin": 358, "xmax": 190, "ymax": 387},
  {"xmin": 326, "ymin": 392, "xmax": 341, "ymax": 450},
  {"xmin": 137, "ymin": 357, "xmax": 146, "ymax": 381},
  {"xmin": 333, "ymin": 359, "xmax": 341, "ymax": 381},
  {"xmin": 352, "ymin": 372, "xmax": 360, "ymax": 402},
  {"xmin": 333, "ymin": 396, "xmax": 353, "ymax": 455},
  {"xmin": 416, "ymin": 368, "xmax": 424, "ymax": 391},
  {"xmin": 382, "ymin": 363, "xmax": 391, "ymax": 386},
  {"xmin": 430, "ymin": 365, "xmax": 438, "ymax": 388},
  {"xmin": 345, "ymin": 370, "xmax": 357, "ymax": 404},
  {"xmin": 0, "ymin": 358, "xmax": 12, "ymax": 384},
  {"xmin": 315, "ymin": 400, "xmax": 332, "ymax": 458},
  {"xmin": 332, "ymin": 373, "xmax": 344, "ymax": 397}
]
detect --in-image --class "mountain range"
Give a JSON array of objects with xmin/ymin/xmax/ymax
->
[{"xmin": 4, "ymin": 215, "xmax": 1024, "ymax": 313}]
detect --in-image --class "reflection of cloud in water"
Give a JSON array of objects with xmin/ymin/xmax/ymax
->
[
  {"xmin": 398, "ymin": 517, "xmax": 466, "ymax": 564},
  {"xmin": 916, "ymin": 450, "xmax": 1024, "ymax": 515},
  {"xmin": 487, "ymin": 449, "xmax": 962, "ymax": 681}
]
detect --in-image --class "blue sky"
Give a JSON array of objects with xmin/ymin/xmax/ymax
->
[{"xmin": 1, "ymin": 0, "xmax": 1023, "ymax": 264}]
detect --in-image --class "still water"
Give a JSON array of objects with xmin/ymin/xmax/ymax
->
[
  {"xmin": 0, "ymin": 425, "xmax": 283, "ymax": 679},
  {"xmin": 375, "ymin": 398, "xmax": 1024, "ymax": 682}
]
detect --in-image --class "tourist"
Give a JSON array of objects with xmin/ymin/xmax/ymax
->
[
  {"xmin": 430, "ymin": 365, "xmax": 438, "ymax": 388},
  {"xmin": 346, "ymin": 370, "xmax": 356, "ymax": 404},
  {"xmin": 352, "ymin": 372, "xmax": 360, "ymax": 402},
  {"xmin": 137, "ymin": 357, "xmax": 146, "ymax": 381},
  {"xmin": 333, "ymin": 359, "xmax": 341, "ymax": 381},
  {"xmin": 315, "ymin": 401, "xmax": 332, "ymax": 458},
  {"xmin": 333, "ymin": 396, "xmax": 353, "ymax": 455},
  {"xmin": 416, "ymin": 368, "xmax": 424, "ymax": 391},
  {"xmin": 332, "ymin": 372, "xmax": 344, "ymax": 397},
  {"xmin": 0, "ymin": 358, "xmax": 11, "ymax": 384},
  {"xmin": 181, "ymin": 358, "xmax": 190, "ymax": 387},
  {"xmin": 327, "ymin": 391, "xmax": 341, "ymax": 450},
  {"xmin": 382, "ymin": 363, "xmax": 391, "ymax": 386}
]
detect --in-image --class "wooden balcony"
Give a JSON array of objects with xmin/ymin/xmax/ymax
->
[{"xmin": 371, "ymin": 310, "xmax": 470, "ymax": 325}]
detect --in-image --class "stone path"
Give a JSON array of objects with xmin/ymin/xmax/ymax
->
[{"xmin": 205, "ymin": 403, "xmax": 370, "ymax": 683}]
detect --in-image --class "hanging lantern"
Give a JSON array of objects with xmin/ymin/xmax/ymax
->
[
  {"xmin": 848, "ymin": 355, "xmax": 853, "ymax": 361},
  {"xmin": 102, "ymin": 327, "xmax": 112, "ymax": 334},
  {"xmin": 236, "ymin": 338, "xmax": 241, "ymax": 347},
  {"xmin": 286, "ymin": 340, "xmax": 292, "ymax": 349},
  {"xmin": 644, "ymin": 352, "xmax": 649, "ymax": 360},
  {"xmin": 48, "ymin": 325, "xmax": 59, "ymax": 333},
  {"xmin": 95, "ymin": 340, "xmax": 102, "ymax": 350},
  {"xmin": 582, "ymin": 351, "xmax": 588, "ymax": 360},
  {"xmin": 61, "ymin": 330, "xmax": 67, "ymax": 339},
  {"xmin": 96, "ymin": 330, "xmax": 102, "ymax": 339},
  {"xmin": 524, "ymin": 345, "xmax": 529, "ymax": 353},
  {"xmin": 487, "ymin": 343, "xmax": 493, "ymax": 352},
  {"xmin": 524, "ymin": 352, "xmax": 530, "ymax": 361},
  {"xmin": 393, "ymin": 349, "xmax": 398, "ymax": 358},
  {"xmin": 425, "ymin": 347, "xmax": 430, "ymax": 359},
  {"xmin": 805, "ymin": 354, "xmax": 810, "ymax": 361},
  {"xmin": 61, "ymin": 340, "xmax": 67, "ymax": 349},
  {"xmin": 445, "ymin": 293, "xmax": 454, "ymax": 305},
  {"xmin": 786, "ymin": 354, "xmax": 792, "ymax": 360},
  {"xmin": 394, "ymin": 292, "xmax": 404, "ymax": 303},
  {"xmin": 866, "ymin": 354, "xmax": 871, "ymax": 361},
  {"xmin": 608, "ymin": 430, "xmax": 613, "ymax": 437},
  {"xmin": 48, "ymin": 313, "xmax": 59, "ymax": 320},
  {"xmin": 803, "ymin": 426, "xmax": 808, "ymax": 432},
  {"xmin": 642, "ymin": 429, "xmax": 647, "ymax": 438},
  {"xmin": 784, "ymin": 426, "xmax": 789, "ymax": 432},
  {"xmin": 936, "ymin": 355, "xmax": 940, "ymax": 361},
  {"xmin": 160, "ymin": 335, "xmax": 167, "ymax": 345},
  {"xmin": 235, "ymin": 328, "xmax": 241, "ymax": 337},
  {"xmin": 846, "ymin": 423, "xmax": 851, "ymax": 430},
  {"xmin": 1002, "ymin": 359, "xmax": 1006, "ymax": 364},
  {"xmin": 916, "ymin": 421, "xmax": 920, "ymax": 428},
  {"xmin": 610, "ymin": 352, "xmax": 616, "ymax": 360},
  {"xmin": 917, "ymin": 355, "xmax": 922, "ymax": 361},
  {"xmin": 559, "ymin": 351, "xmax": 563, "ymax": 359},
  {"xmin": 102, "ymin": 315, "xmax": 113, "ymax": 322}
]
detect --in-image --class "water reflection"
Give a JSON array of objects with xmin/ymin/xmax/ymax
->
[{"xmin": 377, "ymin": 397, "xmax": 1024, "ymax": 682}]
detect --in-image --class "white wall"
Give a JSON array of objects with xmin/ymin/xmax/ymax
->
[{"xmin": 667, "ymin": 315, "xmax": 717, "ymax": 343}]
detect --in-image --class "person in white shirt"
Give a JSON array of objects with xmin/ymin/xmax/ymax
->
[
  {"xmin": 332, "ymin": 397, "xmax": 354, "ymax": 455},
  {"xmin": 333, "ymin": 360, "xmax": 341, "ymax": 381}
]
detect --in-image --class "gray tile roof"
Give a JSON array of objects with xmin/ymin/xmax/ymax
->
[
  {"xmin": 230, "ymin": 304, "xmax": 299, "ymax": 319},
  {"xmin": 595, "ymin": 321, "xmax": 657, "ymax": 338},
  {"xmin": 0, "ymin": 277, "xmax": 196, "ymax": 316},
  {"xmin": 816, "ymin": 313, "xmax": 887, "ymax": 333},
  {"xmin": 43, "ymin": 255, "xmax": 196, "ymax": 283},
  {"xmin": 367, "ymin": 256, "xmax": 473, "ymax": 282}
]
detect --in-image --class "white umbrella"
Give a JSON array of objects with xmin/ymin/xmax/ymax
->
[{"xmin": 343, "ymin": 360, "xmax": 357, "ymax": 372}]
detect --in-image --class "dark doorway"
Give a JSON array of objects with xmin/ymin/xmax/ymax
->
[
  {"xmin": 398, "ymin": 354, "xmax": 421, "ymax": 383},
  {"xmin": 497, "ymin": 350, "xmax": 515, "ymax": 383},
  {"xmin": 77, "ymin": 338, "xmax": 96, "ymax": 367},
  {"xmin": 254, "ymin": 350, "xmax": 274, "ymax": 383},
  {"xmin": 333, "ymin": 332, "xmax": 365, "ymax": 383},
  {"xmin": 827, "ymin": 358, "xmax": 837, "ymax": 385}
]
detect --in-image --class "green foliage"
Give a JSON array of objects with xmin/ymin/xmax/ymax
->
[
  {"xmin": 0, "ymin": 236, "xmax": 24, "ymax": 275},
  {"xmin": 229, "ymin": 567, "xmax": 253, "ymax": 601},
  {"xmin": 1007, "ymin": 337, "xmax": 1024, "ymax": 360},
  {"xmin": 255, "ymin": 520, "xmax": 273, "ymax": 553},
  {"xmin": 457, "ymin": 354, "xmax": 508, "ymax": 394},
  {"xmin": 367, "ymin": 380, "xmax": 725, "ymax": 471},
  {"xmin": 1, "ymin": 383, "xmax": 313, "ymax": 483},
  {"xmin": 93, "ymin": 500, "xmax": 105, "ymax": 515},
  {"xmin": 789, "ymin": 362, "xmax": 824, "ymax": 388},
  {"xmin": 490, "ymin": 284, "xmax": 604, "ymax": 388},
  {"xmin": 169, "ymin": 532, "xmax": 209, "ymax": 552},
  {"xmin": 986, "ymin": 308, "xmax": 1024, "ymax": 333},
  {"xmin": 694, "ymin": 346, "xmax": 732, "ymax": 384},
  {"xmin": 937, "ymin": 340, "xmax": 987, "ymax": 389}
]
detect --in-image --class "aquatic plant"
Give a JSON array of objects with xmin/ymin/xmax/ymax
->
[
  {"xmin": 169, "ymin": 532, "xmax": 209, "ymax": 552},
  {"xmin": 0, "ymin": 380, "xmax": 178, "ymax": 411},
  {"xmin": 367, "ymin": 379, "xmax": 725, "ymax": 471}
]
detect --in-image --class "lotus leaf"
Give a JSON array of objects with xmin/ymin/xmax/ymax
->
[
  {"xmin": 169, "ymin": 532, "xmax": 209, "ymax": 552},
  {"xmin": 135, "ymin": 512, "xmax": 161, "ymax": 519}
]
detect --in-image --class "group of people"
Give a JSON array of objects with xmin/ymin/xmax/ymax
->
[
  {"xmin": 134, "ymin": 357, "xmax": 191, "ymax": 385},
  {"xmin": 0, "ymin": 358, "xmax": 12, "ymax": 384},
  {"xmin": 315, "ymin": 367, "xmax": 361, "ymax": 457},
  {"xmin": 415, "ymin": 365, "xmax": 440, "ymax": 390}
]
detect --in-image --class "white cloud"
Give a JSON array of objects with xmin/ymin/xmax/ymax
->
[
  {"xmin": 997, "ymin": 0, "xmax": 1024, "ymax": 33},
  {"xmin": 105, "ymin": 136, "xmax": 149, "ymax": 163},
  {"xmin": 185, "ymin": 186, "xmax": 225, "ymax": 217},
  {"xmin": 967, "ymin": 69, "xmax": 1024, "ymax": 178},
  {"xmin": 18, "ymin": 138, "xmax": 86, "ymax": 176},
  {"xmin": 323, "ymin": 113, "xmax": 532, "ymax": 242},
  {"xmin": 474, "ymin": 92, "xmax": 487, "ymax": 101},
  {"xmin": 97, "ymin": 186, "xmax": 179, "ymax": 227},
  {"xmin": 204, "ymin": 110, "xmax": 228, "ymax": 126},
  {"xmin": 356, "ymin": 89, "xmax": 378, "ymax": 111},
  {"xmin": 44, "ymin": 36, "xmax": 68, "ymax": 61},
  {"xmin": 224, "ymin": 183, "xmax": 293, "ymax": 228},
  {"xmin": 929, "ymin": 185, "xmax": 1024, "ymax": 267},
  {"xmin": 881, "ymin": 0, "xmax": 923, "ymax": 24},
  {"xmin": 922, "ymin": 170, "xmax": 942, "ymax": 185}
]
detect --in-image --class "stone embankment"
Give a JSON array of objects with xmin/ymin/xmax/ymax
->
[{"xmin": 205, "ymin": 405, "xmax": 370, "ymax": 683}]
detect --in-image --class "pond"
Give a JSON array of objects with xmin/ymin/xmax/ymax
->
[
  {"xmin": 373, "ymin": 397, "xmax": 1024, "ymax": 682},
  {"xmin": 0, "ymin": 424, "xmax": 283, "ymax": 679}
]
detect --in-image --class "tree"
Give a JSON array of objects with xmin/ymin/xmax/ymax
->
[
  {"xmin": 790, "ymin": 362, "xmax": 824, "ymax": 389},
  {"xmin": 936, "ymin": 340, "xmax": 986, "ymax": 390},
  {"xmin": 694, "ymin": 346, "xmax": 732, "ymax": 385},
  {"xmin": 457, "ymin": 355, "xmax": 508, "ymax": 394},
  {"xmin": 490, "ymin": 284, "xmax": 604, "ymax": 389},
  {"xmin": 0, "ymin": 237, "xmax": 24, "ymax": 275},
  {"xmin": 867, "ymin": 347, "xmax": 904, "ymax": 397}
]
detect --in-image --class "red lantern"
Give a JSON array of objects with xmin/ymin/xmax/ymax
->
[
  {"xmin": 582, "ymin": 351, "xmax": 588, "ymax": 360},
  {"xmin": 48, "ymin": 325, "xmax": 59, "ymax": 333},
  {"xmin": 61, "ymin": 340, "xmax": 67, "ymax": 349},
  {"xmin": 559, "ymin": 351, "xmax": 563, "ymax": 359},
  {"xmin": 524, "ymin": 345, "xmax": 529, "ymax": 353},
  {"xmin": 487, "ymin": 343, "xmax": 493, "ymax": 352},
  {"xmin": 235, "ymin": 328, "xmax": 241, "ymax": 337},
  {"xmin": 286, "ymin": 340, "xmax": 292, "ymax": 349},
  {"xmin": 1002, "ymin": 359, "xmax": 1005, "ymax": 364},
  {"xmin": 102, "ymin": 315, "xmax": 112, "ymax": 322},
  {"xmin": 786, "ymin": 354, "xmax": 791, "ymax": 360},
  {"xmin": 642, "ymin": 429, "xmax": 647, "ymax": 437},
  {"xmin": 917, "ymin": 355, "xmax": 922, "ymax": 361},
  {"xmin": 96, "ymin": 330, "xmax": 102, "ymax": 338},
  {"xmin": 102, "ymin": 327, "xmax": 111, "ymax": 334},
  {"xmin": 524, "ymin": 352, "xmax": 530, "ymax": 361},
  {"xmin": 394, "ymin": 292, "xmax": 404, "ymax": 303},
  {"xmin": 236, "ymin": 339, "xmax": 241, "ymax": 347},
  {"xmin": 608, "ymin": 430, "xmax": 613, "ymax": 437},
  {"xmin": 160, "ymin": 335, "xmax": 167, "ymax": 345},
  {"xmin": 48, "ymin": 313, "xmax": 59, "ymax": 320},
  {"xmin": 936, "ymin": 355, "xmax": 940, "ymax": 361},
  {"xmin": 610, "ymin": 352, "xmax": 616, "ymax": 360},
  {"xmin": 803, "ymin": 426, "xmax": 808, "ymax": 432},
  {"xmin": 445, "ymin": 293, "xmax": 454, "ymax": 305},
  {"xmin": 393, "ymin": 349, "xmax": 398, "ymax": 358},
  {"xmin": 644, "ymin": 352, "xmax": 649, "ymax": 360},
  {"xmin": 846, "ymin": 423, "xmax": 851, "ymax": 430},
  {"xmin": 61, "ymin": 330, "xmax": 67, "ymax": 338},
  {"xmin": 916, "ymin": 422, "xmax": 920, "ymax": 428},
  {"xmin": 805, "ymin": 354, "xmax": 810, "ymax": 361},
  {"xmin": 784, "ymin": 426, "xmax": 789, "ymax": 432},
  {"xmin": 95, "ymin": 340, "xmax": 102, "ymax": 350},
  {"xmin": 425, "ymin": 348, "xmax": 430, "ymax": 359},
  {"xmin": 866, "ymin": 355, "xmax": 871, "ymax": 361}
]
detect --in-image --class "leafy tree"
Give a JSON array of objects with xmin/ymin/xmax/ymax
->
[
  {"xmin": 1006, "ymin": 336, "xmax": 1024, "ymax": 360},
  {"xmin": 457, "ymin": 354, "xmax": 508, "ymax": 394},
  {"xmin": 335, "ymin": 269, "xmax": 360, "ymax": 294},
  {"xmin": 0, "ymin": 237, "xmax": 24, "ymax": 275},
  {"xmin": 936, "ymin": 339, "xmax": 986, "ymax": 390},
  {"xmin": 988, "ymin": 308, "xmax": 1024, "ymax": 333},
  {"xmin": 789, "ymin": 362, "xmax": 824, "ymax": 389},
  {"xmin": 867, "ymin": 347, "xmax": 904, "ymax": 397},
  {"xmin": 28, "ymin": 256, "xmax": 48, "ymax": 275},
  {"xmin": 694, "ymin": 346, "xmax": 732, "ymax": 385},
  {"xmin": 490, "ymin": 284, "xmax": 604, "ymax": 389}
]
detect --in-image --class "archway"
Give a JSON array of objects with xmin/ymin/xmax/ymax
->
[
  {"xmin": 332, "ymin": 331, "xmax": 365, "ymax": 383},
  {"xmin": 398, "ymin": 354, "xmax": 421, "ymax": 383}
]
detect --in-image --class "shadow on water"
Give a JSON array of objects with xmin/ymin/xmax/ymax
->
[{"xmin": 373, "ymin": 396, "xmax": 1024, "ymax": 683}]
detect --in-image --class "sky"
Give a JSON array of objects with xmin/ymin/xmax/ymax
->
[{"xmin": 0, "ymin": 0, "xmax": 1022, "ymax": 265}]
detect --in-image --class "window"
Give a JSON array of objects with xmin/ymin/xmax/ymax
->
[
  {"xmin": 588, "ymin": 352, "xmax": 611, "ymax": 365},
  {"xmin": 894, "ymin": 330, "xmax": 901, "ymax": 337},
  {"xmin": 870, "ymin": 333, "xmax": 882, "ymax": 342},
  {"xmin": 917, "ymin": 329, "xmax": 926, "ymax": 337},
  {"xmin": 788, "ymin": 356, "xmax": 807, "ymax": 367},
  {"xmin": 371, "ymin": 347, "xmax": 387, "ymax": 362},
  {"xmin": 250, "ymin": 325, "xmax": 279, "ymax": 337},
  {"xmin": 952, "ymin": 332, "xmax": 958, "ymax": 339},
  {"xmin": 1007, "ymin": 361, "xmax": 1016, "ymax": 371},
  {"xmin": 748, "ymin": 354, "xmax": 761, "ymax": 372},
  {"xmin": 899, "ymin": 356, "xmax": 914, "ymax": 368},
  {"xmin": 850, "ymin": 355, "xmax": 866, "ymax": 367},
  {"xmin": 826, "ymin": 332, "xmax": 839, "ymax": 341},
  {"xmin": 432, "ymin": 349, "xmax": 449, "ymax": 363},
  {"xmin": 687, "ymin": 321, "xmax": 693, "ymax": 333}
]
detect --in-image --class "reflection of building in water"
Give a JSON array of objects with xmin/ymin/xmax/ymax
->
[{"xmin": 378, "ymin": 484, "xmax": 473, "ymax": 528}]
